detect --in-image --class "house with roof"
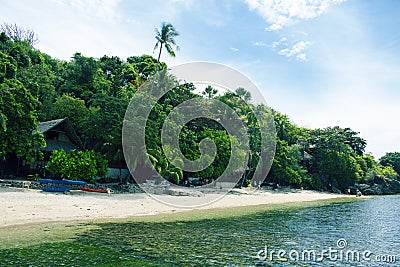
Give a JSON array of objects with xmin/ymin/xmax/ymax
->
[
  {"xmin": 1, "ymin": 118, "xmax": 83, "ymax": 177},
  {"xmin": 3, "ymin": 117, "xmax": 129, "ymax": 180},
  {"xmin": 36, "ymin": 118, "xmax": 82, "ymax": 152},
  {"xmin": 32, "ymin": 118, "xmax": 130, "ymax": 180},
  {"xmin": 29, "ymin": 118, "xmax": 83, "ymax": 176}
]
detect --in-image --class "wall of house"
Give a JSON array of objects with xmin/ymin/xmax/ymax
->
[
  {"xmin": 107, "ymin": 168, "xmax": 130, "ymax": 178},
  {"xmin": 58, "ymin": 132, "xmax": 69, "ymax": 142}
]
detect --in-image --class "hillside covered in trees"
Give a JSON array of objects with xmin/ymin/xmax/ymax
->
[{"xmin": 1, "ymin": 27, "xmax": 399, "ymax": 193}]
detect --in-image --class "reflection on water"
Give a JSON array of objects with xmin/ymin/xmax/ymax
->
[{"xmin": 0, "ymin": 196, "xmax": 399, "ymax": 266}]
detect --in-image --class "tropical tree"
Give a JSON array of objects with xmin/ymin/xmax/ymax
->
[
  {"xmin": 235, "ymin": 87, "xmax": 252, "ymax": 101},
  {"xmin": 302, "ymin": 126, "xmax": 368, "ymax": 191},
  {"xmin": 202, "ymin": 85, "xmax": 218, "ymax": 99},
  {"xmin": 267, "ymin": 140, "xmax": 307, "ymax": 187},
  {"xmin": 50, "ymin": 94, "xmax": 90, "ymax": 134},
  {"xmin": 154, "ymin": 22, "xmax": 179, "ymax": 62},
  {"xmin": 379, "ymin": 152, "xmax": 400, "ymax": 175},
  {"xmin": 0, "ymin": 49, "xmax": 45, "ymax": 164}
]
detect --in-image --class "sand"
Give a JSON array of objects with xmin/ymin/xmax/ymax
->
[{"xmin": 0, "ymin": 187, "xmax": 350, "ymax": 228}]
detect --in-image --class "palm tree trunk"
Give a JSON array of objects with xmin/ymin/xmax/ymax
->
[{"xmin": 157, "ymin": 43, "xmax": 163, "ymax": 62}]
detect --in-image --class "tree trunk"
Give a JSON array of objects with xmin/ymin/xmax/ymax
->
[{"xmin": 157, "ymin": 43, "xmax": 163, "ymax": 62}]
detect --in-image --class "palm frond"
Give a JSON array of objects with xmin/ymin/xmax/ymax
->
[
  {"xmin": 154, "ymin": 22, "xmax": 179, "ymax": 61},
  {"xmin": 165, "ymin": 44, "xmax": 176, "ymax": 57},
  {"xmin": 153, "ymin": 42, "xmax": 159, "ymax": 52}
]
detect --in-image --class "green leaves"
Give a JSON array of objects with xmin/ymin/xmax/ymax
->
[
  {"xmin": 268, "ymin": 140, "xmax": 306, "ymax": 186},
  {"xmin": 306, "ymin": 126, "xmax": 366, "ymax": 156},
  {"xmin": 0, "ymin": 77, "xmax": 44, "ymax": 163},
  {"xmin": 47, "ymin": 149, "xmax": 108, "ymax": 181},
  {"xmin": 0, "ymin": 51, "xmax": 17, "ymax": 81},
  {"xmin": 51, "ymin": 94, "xmax": 89, "ymax": 133},
  {"xmin": 2, "ymin": 23, "xmax": 398, "ymax": 194},
  {"xmin": 379, "ymin": 152, "xmax": 400, "ymax": 175}
]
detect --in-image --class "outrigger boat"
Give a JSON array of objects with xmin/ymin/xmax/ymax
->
[
  {"xmin": 38, "ymin": 179, "xmax": 87, "ymax": 185},
  {"xmin": 39, "ymin": 179, "xmax": 87, "ymax": 192},
  {"xmin": 42, "ymin": 187, "xmax": 71, "ymax": 192},
  {"xmin": 80, "ymin": 187, "xmax": 109, "ymax": 193}
]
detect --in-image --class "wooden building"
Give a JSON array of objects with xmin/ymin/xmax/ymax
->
[{"xmin": 29, "ymin": 118, "xmax": 83, "ymax": 175}]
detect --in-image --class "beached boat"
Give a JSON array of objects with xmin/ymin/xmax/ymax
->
[
  {"xmin": 38, "ymin": 179, "xmax": 87, "ymax": 185},
  {"xmin": 80, "ymin": 187, "xmax": 108, "ymax": 193},
  {"xmin": 42, "ymin": 187, "xmax": 71, "ymax": 192}
]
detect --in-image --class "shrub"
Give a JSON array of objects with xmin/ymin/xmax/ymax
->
[{"xmin": 47, "ymin": 149, "xmax": 108, "ymax": 181}]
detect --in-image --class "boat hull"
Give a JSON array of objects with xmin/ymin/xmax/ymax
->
[
  {"xmin": 80, "ymin": 187, "xmax": 108, "ymax": 193},
  {"xmin": 42, "ymin": 187, "xmax": 70, "ymax": 192},
  {"xmin": 39, "ymin": 179, "xmax": 87, "ymax": 185}
]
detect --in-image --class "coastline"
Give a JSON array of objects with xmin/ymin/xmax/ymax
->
[{"xmin": 0, "ymin": 187, "xmax": 353, "ymax": 228}]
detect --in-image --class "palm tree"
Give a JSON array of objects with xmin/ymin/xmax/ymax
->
[
  {"xmin": 235, "ymin": 87, "xmax": 252, "ymax": 101},
  {"xmin": 154, "ymin": 22, "xmax": 179, "ymax": 62}
]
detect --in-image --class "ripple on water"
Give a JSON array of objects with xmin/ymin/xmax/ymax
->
[{"xmin": 0, "ymin": 196, "xmax": 399, "ymax": 266}]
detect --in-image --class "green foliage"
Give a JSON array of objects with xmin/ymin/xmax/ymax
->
[
  {"xmin": 51, "ymin": 94, "xmax": 89, "ymax": 133},
  {"xmin": 302, "ymin": 174, "xmax": 323, "ymax": 190},
  {"xmin": 47, "ymin": 150, "xmax": 108, "ymax": 181},
  {"xmin": 147, "ymin": 147, "xmax": 183, "ymax": 184},
  {"xmin": 0, "ymin": 51, "xmax": 17, "ymax": 81},
  {"xmin": 268, "ymin": 140, "xmax": 306, "ymax": 186},
  {"xmin": 16, "ymin": 60, "xmax": 57, "ymax": 121},
  {"xmin": 127, "ymin": 54, "xmax": 166, "ymax": 82},
  {"xmin": 362, "ymin": 165, "xmax": 398, "ymax": 183},
  {"xmin": 307, "ymin": 126, "xmax": 366, "ymax": 156},
  {"xmin": 2, "ymin": 23, "xmax": 399, "ymax": 193},
  {"xmin": 0, "ymin": 77, "xmax": 45, "ymax": 164},
  {"xmin": 298, "ymin": 126, "xmax": 370, "ymax": 191},
  {"xmin": 235, "ymin": 87, "xmax": 251, "ymax": 101},
  {"xmin": 379, "ymin": 152, "xmax": 400, "ymax": 176},
  {"xmin": 318, "ymin": 151, "xmax": 359, "ymax": 191},
  {"xmin": 379, "ymin": 165, "xmax": 398, "ymax": 180},
  {"xmin": 202, "ymin": 85, "xmax": 218, "ymax": 99},
  {"xmin": 0, "ymin": 33, "xmax": 46, "ymax": 166}
]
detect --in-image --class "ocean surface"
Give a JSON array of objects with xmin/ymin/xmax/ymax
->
[{"xmin": 0, "ymin": 195, "xmax": 399, "ymax": 266}]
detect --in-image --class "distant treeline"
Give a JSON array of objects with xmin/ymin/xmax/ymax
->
[{"xmin": 1, "ymin": 30, "xmax": 399, "ymax": 191}]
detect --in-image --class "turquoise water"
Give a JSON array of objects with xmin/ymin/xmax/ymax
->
[{"xmin": 0, "ymin": 196, "xmax": 399, "ymax": 266}]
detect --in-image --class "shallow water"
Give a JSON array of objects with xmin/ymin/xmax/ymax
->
[{"xmin": 0, "ymin": 196, "xmax": 399, "ymax": 266}]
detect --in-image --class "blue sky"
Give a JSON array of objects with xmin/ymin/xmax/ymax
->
[{"xmin": 2, "ymin": 0, "xmax": 400, "ymax": 158}]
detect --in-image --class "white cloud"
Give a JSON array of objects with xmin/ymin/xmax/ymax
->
[
  {"xmin": 253, "ymin": 37, "xmax": 289, "ymax": 50},
  {"xmin": 230, "ymin": 47, "xmax": 239, "ymax": 52},
  {"xmin": 270, "ymin": 37, "xmax": 287, "ymax": 50},
  {"xmin": 244, "ymin": 0, "xmax": 346, "ymax": 31},
  {"xmin": 253, "ymin": 37, "xmax": 310, "ymax": 61},
  {"xmin": 278, "ymin": 40, "xmax": 311, "ymax": 61},
  {"xmin": 252, "ymin": 41, "xmax": 268, "ymax": 47},
  {"xmin": 57, "ymin": 0, "xmax": 120, "ymax": 22},
  {"xmin": 245, "ymin": 0, "xmax": 341, "ymax": 60}
]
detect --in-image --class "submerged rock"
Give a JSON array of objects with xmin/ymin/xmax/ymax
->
[{"xmin": 165, "ymin": 188, "xmax": 204, "ymax": 197}]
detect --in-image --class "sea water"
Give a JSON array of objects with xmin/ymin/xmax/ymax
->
[{"xmin": 0, "ymin": 196, "xmax": 399, "ymax": 266}]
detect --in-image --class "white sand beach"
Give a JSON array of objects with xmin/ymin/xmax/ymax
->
[{"xmin": 0, "ymin": 188, "xmax": 350, "ymax": 228}]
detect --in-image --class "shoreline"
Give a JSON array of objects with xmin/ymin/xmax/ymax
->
[{"xmin": 0, "ymin": 187, "xmax": 353, "ymax": 228}]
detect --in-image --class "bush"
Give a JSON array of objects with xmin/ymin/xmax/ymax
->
[
  {"xmin": 302, "ymin": 174, "xmax": 323, "ymax": 190},
  {"xmin": 361, "ymin": 165, "xmax": 398, "ymax": 183},
  {"xmin": 47, "ymin": 149, "xmax": 109, "ymax": 181}
]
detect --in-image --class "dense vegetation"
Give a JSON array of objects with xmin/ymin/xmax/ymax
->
[{"xmin": 0, "ymin": 25, "xmax": 399, "ymax": 191}]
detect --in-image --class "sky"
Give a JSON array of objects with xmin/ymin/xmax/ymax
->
[{"xmin": 1, "ymin": 0, "xmax": 400, "ymax": 158}]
